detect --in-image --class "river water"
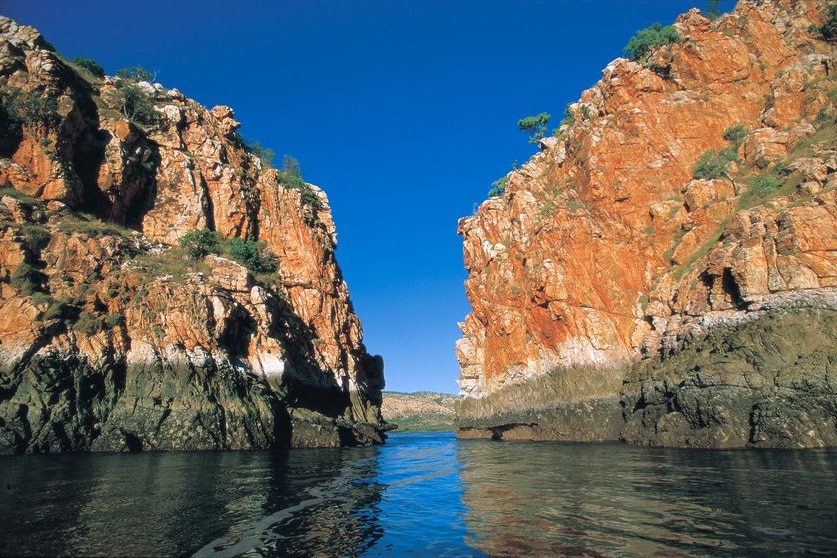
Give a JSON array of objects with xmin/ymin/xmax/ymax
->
[{"xmin": 1, "ymin": 432, "xmax": 835, "ymax": 557}]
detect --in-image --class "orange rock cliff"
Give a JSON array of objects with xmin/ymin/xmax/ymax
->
[
  {"xmin": 0, "ymin": 17, "xmax": 385, "ymax": 452},
  {"xmin": 456, "ymin": 0, "xmax": 837, "ymax": 447}
]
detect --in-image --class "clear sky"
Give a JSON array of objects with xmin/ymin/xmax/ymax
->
[{"xmin": 4, "ymin": 0, "xmax": 734, "ymax": 394}]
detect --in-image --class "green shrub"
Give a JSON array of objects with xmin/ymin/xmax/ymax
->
[
  {"xmin": 72, "ymin": 57, "xmax": 105, "ymax": 79},
  {"xmin": 487, "ymin": 176, "xmax": 507, "ymax": 198},
  {"xmin": 819, "ymin": 3, "xmax": 837, "ymax": 42},
  {"xmin": 104, "ymin": 313, "xmax": 124, "ymax": 328},
  {"xmin": 624, "ymin": 23, "xmax": 682, "ymax": 63},
  {"xmin": 109, "ymin": 81, "xmax": 158, "ymax": 126},
  {"xmin": 722, "ymin": 125, "xmax": 748, "ymax": 148},
  {"xmin": 31, "ymin": 292, "xmax": 52, "ymax": 307},
  {"xmin": 107, "ymin": 67, "xmax": 158, "ymax": 125},
  {"xmin": 115, "ymin": 66, "xmax": 154, "ymax": 82},
  {"xmin": 749, "ymin": 175, "xmax": 781, "ymax": 197},
  {"xmin": 704, "ymin": 0, "xmax": 722, "ymax": 20},
  {"xmin": 0, "ymin": 188, "xmax": 41, "ymax": 205},
  {"xmin": 246, "ymin": 140, "xmax": 275, "ymax": 168},
  {"xmin": 10, "ymin": 262, "xmax": 43, "ymax": 295},
  {"xmin": 227, "ymin": 238, "xmax": 277, "ymax": 273},
  {"xmin": 77, "ymin": 283, "xmax": 95, "ymax": 296},
  {"xmin": 693, "ymin": 147, "xmax": 738, "ymax": 179},
  {"xmin": 0, "ymin": 87, "xmax": 59, "ymax": 129},
  {"xmin": 518, "ymin": 112, "xmax": 551, "ymax": 144},
  {"xmin": 73, "ymin": 311, "xmax": 103, "ymax": 335},
  {"xmin": 277, "ymin": 155, "xmax": 305, "ymax": 188},
  {"xmin": 277, "ymin": 155, "xmax": 323, "ymax": 215},
  {"xmin": 581, "ymin": 105, "xmax": 593, "ymax": 120},
  {"xmin": 20, "ymin": 225, "xmax": 51, "ymax": 254},
  {"xmin": 179, "ymin": 229, "xmax": 220, "ymax": 260},
  {"xmin": 693, "ymin": 124, "xmax": 748, "ymax": 179},
  {"xmin": 560, "ymin": 104, "xmax": 575, "ymax": 127},
  {"xmin": 42, "ymin": 300, "xmax": 75, "ymax": 321}
]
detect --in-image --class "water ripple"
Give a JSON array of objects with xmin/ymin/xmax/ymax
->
[{"xmin": 1, "ymin": 433, "xmax": 835, "ymax": 557}]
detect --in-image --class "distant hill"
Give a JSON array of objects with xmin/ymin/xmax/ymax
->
[{"xmin": 382, "ymin": 392, "xmax": 457, "ymax": 432}]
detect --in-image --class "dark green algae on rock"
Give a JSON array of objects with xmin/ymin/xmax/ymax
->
[
  {"xmin": 457, "ymin": 305, "xmax": 837, "ymax": 448},
  {"xmin": 0, "ymin": 352, "xmax": 387, "ymax": 454},
  {"xmin": 456, "ymin": 363, "xmax": 626, "ymax": 442},
  {"xmin": 621, "ymin": 306, "xmax": 837, "ymax": 448}
]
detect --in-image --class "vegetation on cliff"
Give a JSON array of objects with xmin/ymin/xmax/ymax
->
[
  {"xmin": 623, "ymin": 23, "xmax": 682, "ymax": 63},
  {"xmin": 517, "ymin": 112, "xmax": 551, "ymax": 144}
]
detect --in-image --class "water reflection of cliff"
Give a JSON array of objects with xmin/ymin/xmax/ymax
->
[
  {"xmin": 456, "ymin": 441, "xmax": 837, "ymax": 557},
  {"xmin": 0, "ymin": 447, "xmax": 384, "ymax": 557},
  {"xmin": 195, "ymin": 446, "xmax": 384, "ymax": 557}
]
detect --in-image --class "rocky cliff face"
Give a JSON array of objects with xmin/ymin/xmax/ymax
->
[
  {"xmin": 0, "ymin": 17, "xmax": 385, "ymax": 453},
  {"xmin": 456, "ymin": 0, "xmax": 837, "ymax": 447}
]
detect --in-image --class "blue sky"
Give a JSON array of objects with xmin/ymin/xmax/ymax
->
[{"xmin": 5, "ymin": 0, "xmax": 734, "ymax": 393}]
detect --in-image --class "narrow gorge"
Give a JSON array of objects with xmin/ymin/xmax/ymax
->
[
  {"xmin": 0, "ymin": 17, "xmax": 385, "ymax": 453},
  {"xmin": 456, "ymin": 0, "xmax": 837, "ymax": 448}
]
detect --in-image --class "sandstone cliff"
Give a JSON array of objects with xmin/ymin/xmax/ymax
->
[
  {"xmin": 456, "ymin": 0, "xmax": 837, "ymax": 447},
  {"xmin": 0, "ymin": 17, "xmax": 386, "ymax": 452}
]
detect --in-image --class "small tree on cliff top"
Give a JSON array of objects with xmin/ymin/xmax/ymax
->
[
  {"xmin": 115, "ymin": 66, "xmax": 155, "ymax": 82},
  {"xmin": 246, "ymin": 139, "xmax": 275, "ymax": 168},
  {"xmin": 108, "ymin": 66, "xmax": 159, "ymax": 126},
  {"xmin": 704, "ymin": 0, "xmax": 722, "ymax": 20},
  {"xmin": 277, "ymin": 155, "xmax": 323, "ymax": 216},
  {"xmin": 518, "ymin": 112, "xmax": 551, "ymax": 144},
  {"xmin": 72, "ymin": 57, "xmax": 105, "ymax": 79},
  {"xmin": 487, "ymin": 176, "xmax": 507, "ymax": 198},
  {"xmin": 624, "ymin": 23, "xmax": 682, "ymax": 64},
  {"xmin": 115, "ymin": 82, "xmax": 158, "ymax": 125}
]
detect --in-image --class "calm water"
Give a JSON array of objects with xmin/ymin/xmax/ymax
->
[{"xmin": 1, "ymin": 432, "xmax": 836, "ymax": 557}]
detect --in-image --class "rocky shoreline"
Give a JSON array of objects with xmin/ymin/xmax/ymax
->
[{"xmin": 458, "ymin": 298, "xmax": 837, "ymax": 448}]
